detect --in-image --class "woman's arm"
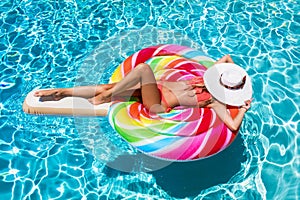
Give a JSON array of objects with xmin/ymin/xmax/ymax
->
[
  {"xmin": 210, "ymin": 99, "xmax": 252, "ymax": 131},
  {"xmin": 215, "ymin": 54, "xmax": 234, "ymax": 64}
]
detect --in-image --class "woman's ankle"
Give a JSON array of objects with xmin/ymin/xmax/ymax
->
[{"xmin": 103, "ymin": 88, "xmax": 113, "ymax": 99}]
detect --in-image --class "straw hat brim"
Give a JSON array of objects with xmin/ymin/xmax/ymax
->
[{"xmin": 203, "ymin": 63, "xmax": 252, "ymax": 106}]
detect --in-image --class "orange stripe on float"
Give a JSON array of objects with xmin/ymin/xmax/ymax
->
[
  {"xmin": 164, "ymin": 58, "xmax": 187, "ymax": 69},
  {"xmin": 122, "ymin": 55, "xmax": 134, "ymax": 77}
]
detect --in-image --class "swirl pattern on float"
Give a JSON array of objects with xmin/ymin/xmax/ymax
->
[{"xmin": 109, "ymin": 44, "xmax": 239, "ymax": 161}]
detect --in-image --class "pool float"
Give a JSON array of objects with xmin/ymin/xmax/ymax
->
[
  {"xmin": 108, "ymin": 44, "xmax": 239, "ymax": 161},
  {"xmin": 23, "ymin": 90, "xmax": 110, "ymax": 116},
  {"xmin": 23, "ymin": 44, "xmax": 239, "ymax": 161}
]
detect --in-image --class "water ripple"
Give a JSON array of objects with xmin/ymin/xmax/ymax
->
[{"xmin": 0, "ymin": 0, "xmax": 299, "ymax": 199}]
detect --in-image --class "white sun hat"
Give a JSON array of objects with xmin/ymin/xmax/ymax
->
[{"xmin": 203, "ymin": 63, "xmax": 252, "ymax": 106}]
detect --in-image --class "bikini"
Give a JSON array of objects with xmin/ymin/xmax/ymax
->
[
  {"xmin": 157, "ymin": 83, "xmax": 173, "ymax": 113},
  {"xmin": 158, "ymin": 77, "xmax": 212, "ymax": 112}
]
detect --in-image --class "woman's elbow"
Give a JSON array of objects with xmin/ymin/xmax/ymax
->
[
  {"xmin": 229, "ymin": 126, "xmax": 238, "ymax": 132},
  {"xmin": 228, "ymin": 124, "xmax": 239, "ymax": 132},
  {"xmin": 225, "ymin": 122, "xmax": 239, "ymax": 131}
]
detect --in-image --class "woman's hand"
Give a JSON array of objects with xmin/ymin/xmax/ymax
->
[
  {"xmin": 215, "ymin": 55, "xmax": 234, "ymax": 64},
  {"xmin": 240, "ymin": 99, "xmax": 253, "ymax": 112}
]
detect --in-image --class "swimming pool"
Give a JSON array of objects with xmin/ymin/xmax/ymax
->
[{"xmin": 1, "ymin": 0, "xmax": 299, "ymax": 199}]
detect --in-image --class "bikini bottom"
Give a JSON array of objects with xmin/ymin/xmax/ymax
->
[{"xmin": 157, "ymin": 84, "xmax": 172, "ymax": 113}]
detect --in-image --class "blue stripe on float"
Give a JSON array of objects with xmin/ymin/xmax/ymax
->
[
  {"xmin": 137, "ymin": 136, "xmax": 181, "ymax": 152},
  {"xmin": 183, "ymin": 50, "xmax": 206, "ymax": 59}
]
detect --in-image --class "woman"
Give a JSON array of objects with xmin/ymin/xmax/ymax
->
[{"xmin": 35, "ymin": 55, "xmax": 253, "ymax": 131}]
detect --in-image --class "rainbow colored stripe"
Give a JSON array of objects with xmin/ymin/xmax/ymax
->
[{"xmin": 109, "ymin": 44, "xmax": 239, "ymax": 161}]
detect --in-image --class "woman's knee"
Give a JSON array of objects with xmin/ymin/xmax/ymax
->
[
  {"xmin": 136, "ymin": 63, "xmax": 152, "ymax": 73},
  {"xmin": 148, "ymin": 104, "xmax": 166, "ymax": 114}
]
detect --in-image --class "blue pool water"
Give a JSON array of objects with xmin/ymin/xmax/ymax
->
[{"xmin": 1, "ymin": 0, "xmax": 299, "ymax": 199}]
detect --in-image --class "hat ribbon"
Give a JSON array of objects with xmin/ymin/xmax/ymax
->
[{"xmin": 219, "ymin": 74, "xmax": 246, "ymax": 90}]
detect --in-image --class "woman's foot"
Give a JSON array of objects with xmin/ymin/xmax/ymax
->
[{"xmin": 34, "ymin": 89, "xmax": 69, "ymax": 101}]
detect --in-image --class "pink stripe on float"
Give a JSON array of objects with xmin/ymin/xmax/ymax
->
[
  {"xmin": 207, "ymin": 124, "xmax": 229, "ymax": 155},
  {"xmin": 176, "ymin": 74, "xmax": 195, "ymax": 81},
  {"xmin": 194, "ymin": 123, "xmax": 224, "ymax": 158},
  {"xmin": 136, "ymin": 47, "xmax": 158, "ymax": 64},
  {"xmin": 220, "ymin": 128, "xmax": 233, "ymax": 151},
  {"xmin": 153, "ymin": 44, "xmax": 169, "ymax": 56},
  {"xmin": 184, "ymin": 128, "xmax": 213, "ymax": 159},
  {"xmin": 162, "ymin": 45, "xmax": 189, "ymax": 55},
  {"xmin": 169, "ymin": 109, "xmax": 194, "ymax": 121},
  {"xmin": 174, "ymin": 111, "xmax": 208, "ymax": 136},
  {"xmin": 152, "ymin": 137, "xmax": 187, "ymax": 159},
  {"xmin": 131, "ymin": 52, "xmax": 139, "ymax": 69},
  {"xmin": 177, "ymin": 134, "xmax": 208, "ymax": 160},
  {"xmin": 172, "ymin": 61, "xmax": 198, "ymax": 69},
  {"xmin": 173, "ymin": 121, "xmax": 199, "ymax": 137},
  {"xmin": 177, "ymin": 48, "xmax": 193, "ymax": 57},
  {"xmin": 121, "ymin": 62, "xmax": 126, "ymax": 77},
  {"xmin": 153, "ymin": 136, "xmax": 202, "ymax": 160}
]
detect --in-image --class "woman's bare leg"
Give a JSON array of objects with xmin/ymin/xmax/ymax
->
[
  {"xmin": 34, "ymin": 84, "xmax": 115, "ymax": 100},
  {"xmin": 89, "ymin": 63, "xmax": 166, "ymax": 113}
]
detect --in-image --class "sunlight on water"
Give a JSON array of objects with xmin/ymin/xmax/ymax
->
[{"xmin": 0, "ymin": 0, "xmax": 299, "ymax": 199}]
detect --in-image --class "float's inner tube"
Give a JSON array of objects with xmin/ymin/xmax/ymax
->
[{"xmin": 108, "ymin": 44, "xmax": 239, "ymax": 161}]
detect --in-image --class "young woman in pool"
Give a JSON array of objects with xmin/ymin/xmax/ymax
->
[{"xmin": 35, "ymin": 55, "xmax": 253, "ymax": 131}]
